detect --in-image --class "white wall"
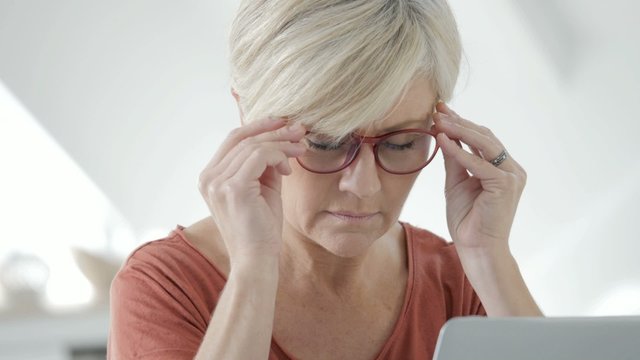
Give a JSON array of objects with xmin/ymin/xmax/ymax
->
[{"xmin": 1, "ymin": 0, "xmax": 639, "ymax": 324}]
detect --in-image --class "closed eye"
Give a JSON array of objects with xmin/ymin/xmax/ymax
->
[{"xmin": 383, "ymin": 141, "xmax": 416, "ymax": 151}]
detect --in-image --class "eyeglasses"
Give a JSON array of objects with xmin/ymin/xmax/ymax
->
[{"xmin": 296, "ymin": 128, "xmax": 439, "ymax": 175}]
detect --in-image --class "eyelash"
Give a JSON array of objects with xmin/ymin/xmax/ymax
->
[
  {"xmin": 384, "ymin": 141, "xmax": 415, "ymax": 150},
  {"xmin": 307, "ymin": 139, "xmax": 417, "ymax": 151},
  {"xmin": 306, "ymin": 140, "xmax": 344, "ymax": 151}
]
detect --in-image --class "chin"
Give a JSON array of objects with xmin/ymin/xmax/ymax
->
[{"xmin": 310, "ymin": 213, "xmax": 389, "ymax": 258}]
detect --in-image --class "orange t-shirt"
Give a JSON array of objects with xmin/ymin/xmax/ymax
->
[{"xmin": 108, "ymin": 221, "xmax": 486, "ymax": 359}]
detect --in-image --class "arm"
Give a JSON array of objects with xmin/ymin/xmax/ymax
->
[
  {"xmin": 108, "ymin": 255, "xmax": 281, "ymax": 360},
  {"xmin": 194, "ymin": 116, "xmax": 307, "ymax": 358},
  {"xmin": 432, "ymin": 102, "xmax": 542, "ymax": 317},
  {"xmin": 195, "ymin": 258, "xmax": 279, "ymax": 360}
]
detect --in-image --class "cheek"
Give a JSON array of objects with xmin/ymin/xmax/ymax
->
[
  {"xmin": 282, "ymin": 159, "xmax": 419, "ymax": 216},
  {"xmin": 382, "ymin": 174, "xmax": 419, "ymax": 208},
  {"xmin": 282, "ymin": 162, "xmax": 331, "ymax": 214}
]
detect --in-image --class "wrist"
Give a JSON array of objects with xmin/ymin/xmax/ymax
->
[
  {"xmin": 456, "ymin": 244, "xmax": 512, "ymax": 263},
  {"xmin": 456, "ymin": 245, "xmax": 517, "ymax": 285},
  {"xmin": 230, "ymin": 255, "xmax": 280, "ymax": 280},
  {"xmin": 455, "ymin": 245, "xmax": 542, "ymax": 317}
]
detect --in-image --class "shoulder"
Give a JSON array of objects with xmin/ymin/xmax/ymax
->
[
  {"xmin": 405, "ymin": 219, "xmax": 466, "ymax": 285},
  {"xmin": 118, "ymin": 229, "xmax": 209, "ymax": 280},
  {"xmin": 402, "ymin": 221, "xmax": 461, "ymax": 267},
  {"xmin": 108, "ymin": 227, "xmax": 216, "ymax": 359},
  {"xmin": 111, "ymin": 226, "xmax": 225, "ymax": 307},
  {"xmin": 401, "ymin": 221, "xmax": 486, "ymax": 317},
  {"xmin": 124, "ymin": 229, "xmax": 199, "ymax": 267}
]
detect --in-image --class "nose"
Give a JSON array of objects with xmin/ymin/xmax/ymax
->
[{"xmin": 338, "ymin": 144, "xmax": 382, "ymax": 198}]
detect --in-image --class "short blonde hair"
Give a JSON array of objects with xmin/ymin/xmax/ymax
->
[{"xmin": 229, "ymin": 0, "xmax": 462, "ymax": 140}]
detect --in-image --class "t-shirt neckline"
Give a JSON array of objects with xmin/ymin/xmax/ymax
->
[{"xmin": 172, "ymin": 221, "xmax": 415, "ymax": 359}]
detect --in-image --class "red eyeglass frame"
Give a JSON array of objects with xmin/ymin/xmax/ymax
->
[{"xmin": 296, "ymin": 128, "xmax": 440, "ymax": 175}]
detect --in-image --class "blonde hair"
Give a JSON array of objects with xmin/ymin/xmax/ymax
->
[{"xmin": 229, "ymin": 0, "xmax": 462, "ymax": 140}]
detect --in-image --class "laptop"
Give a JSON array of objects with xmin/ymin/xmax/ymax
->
[{"xmin": 432, "ymin": 316, "xmax": 640, "ymax": 360}]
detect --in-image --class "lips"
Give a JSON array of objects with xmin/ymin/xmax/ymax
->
[
  {"xmin": 330, "ymin": 211, "xmax": 378, "ymax": 217},
  {"xmin": 328, "ymin": 210, "xmax": 380, "ymax": 223}
]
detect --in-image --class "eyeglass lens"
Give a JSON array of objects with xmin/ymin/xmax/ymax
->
[{"xmin": 298, "ymin": 131, "xmax": 436, "ymax": 173}]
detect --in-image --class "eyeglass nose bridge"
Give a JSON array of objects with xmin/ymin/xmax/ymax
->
[{"xmin": 341, "ymin": 132, "xmax": 394, "ymax": 173}]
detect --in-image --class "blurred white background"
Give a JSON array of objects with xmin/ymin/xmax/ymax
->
[{"xmin": 1, "ymin": 0, "xmax": 639, "ymax": 358}]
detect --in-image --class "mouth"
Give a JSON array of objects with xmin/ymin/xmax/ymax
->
[{"xmin": 328, "ymin": 211, "xmax": 379, "ymax": 222}]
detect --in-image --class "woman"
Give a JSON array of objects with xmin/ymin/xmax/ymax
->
[{"xmin": 108, "ymin": 0, "xmax": 543, "ymax": 359}]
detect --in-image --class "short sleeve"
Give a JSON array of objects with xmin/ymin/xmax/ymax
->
[{"xmin": 107, "ymin": 259, "xmax": 204, "ymax": 359}]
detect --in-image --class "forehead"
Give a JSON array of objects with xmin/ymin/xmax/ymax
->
[
  {"xmin": 361, "ymin": 77, "xmax": 438, "ymax": 135},
  {"xmin": 304, "ymin": 77, "xmax": 438, "ymax": 138}
]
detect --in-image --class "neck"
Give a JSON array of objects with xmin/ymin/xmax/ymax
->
[{"xmin": 278, "ymin": 222, "xmax": 403, "ymax": 300}]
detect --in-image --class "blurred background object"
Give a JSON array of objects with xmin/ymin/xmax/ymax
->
[
  {"xmin": 1, "ymin": 0, "xmax": 639, "ymax": 358},
  {"xmin": 71, "ymin": 248, "xmax": 122, "ymax": 308},
  {"xmin": 0, "ymin": 252, "xmax": 49, "ymax": 313}
]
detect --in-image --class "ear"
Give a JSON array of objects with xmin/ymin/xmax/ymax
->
[{"xmin": 230, "ymin": 87, "xmax": 245, "ymax": 125}]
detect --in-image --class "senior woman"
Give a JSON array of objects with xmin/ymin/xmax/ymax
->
[{"xmin": 108, "ymin": 0, "xmax": 543, "ymax": 359}]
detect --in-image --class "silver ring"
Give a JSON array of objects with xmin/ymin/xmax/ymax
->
[{"xmin": 489, "ymin": 149, "xmax": 508, "ymax": 167}]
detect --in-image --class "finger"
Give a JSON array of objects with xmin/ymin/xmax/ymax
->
[
  {"xmin": 245, "ymin": 121, "xmax": 306, "ymax": 145},
  {"xmin": 437, "ymin": 133, "xmax": 470, "ymax": 190},
  {"xmin": 258, "ymin": 163, "xmax": 284, "ymax": 199},
  {"xmin": 434, "ymin": 110, "xmax": 505, "ymax": 150},
  {"xmin": 222, "ymin": 153, "xmax": 288, "ymax": 206},
  {"xmin": 435, "ymin": 101, "xmax": 459, "ymax": 117},
  {"xmin": 437, "ymin": 132, "xmax": 505, "ymax": 181},
  {"xmin": 206, "ymin": 116, "xmax": 288, "ymax": 169},
  {"xmin": 207, "ymin": 122, "xmax": 305, "ymax": 180},
  {"xmin": 232, "ymin": 145, "xmax": 297, "ymax": 188},
  {"xmin": 434, "ymin": 115, "xmax": 500, "ymax": 158},
  {"xmin": 212, "ymin": 146, "xmax": 293, "ymax": 202},
  {"xmin": 435, "ymin": 114, "xmax": 519, "ymax": 174},
  {"xmin": 432, "ymin": 121, "xmax": 476, "ymax": 159},
  {"xmin": 469, "ymin": 145, "xmax": 482, "ymax": 158},
  {"xmin": 215, "ymin": 141, "xmax": 306, "ymax": 182},
  {"xmin": 435, "ymin": 103, "xmax": 495, "ymax": 136}
]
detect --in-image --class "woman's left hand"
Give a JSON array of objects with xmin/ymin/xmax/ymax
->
[{"xmin": 432, "ymin": 102, "xmax": 527, "ymax": 253}]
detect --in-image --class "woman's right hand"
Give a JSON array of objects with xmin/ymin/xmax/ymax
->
[{"xmin": 198, "ymin": 117, "xmax": 307, "ymax": 268}]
